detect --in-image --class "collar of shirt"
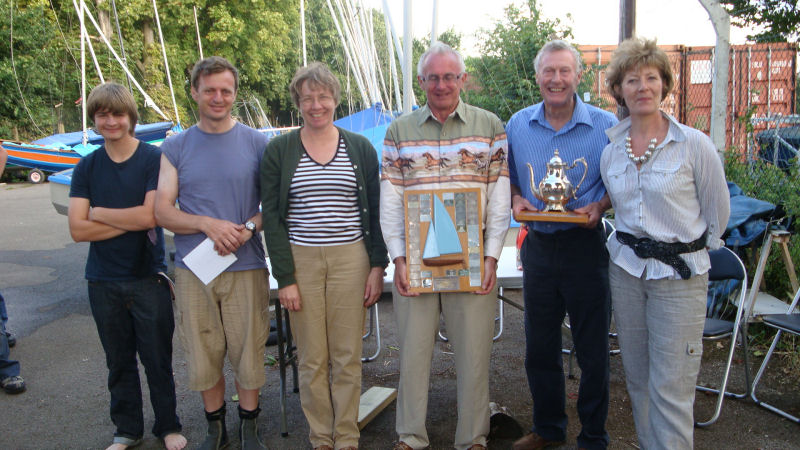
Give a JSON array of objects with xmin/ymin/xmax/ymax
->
[
  {"xmin": 417, "ymin": 99, "xmax": 467, "ymax": 126},
  {"xmin": 528, "ymin": 94, "xmax": 594, "ymax": 134}
]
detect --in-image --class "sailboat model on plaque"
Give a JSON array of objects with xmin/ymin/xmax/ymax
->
[
  {"xmin": 404, "ymin": 188, "xmax": 484, "ymax": 293},
  {"xmin": 422, "ymin": 195, "xmax": 464, "ymax": 266}
]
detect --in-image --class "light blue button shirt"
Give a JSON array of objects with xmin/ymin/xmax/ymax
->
[{"xmin": 506, "ymin": 95, "xmax": 618, "ymax": 233}]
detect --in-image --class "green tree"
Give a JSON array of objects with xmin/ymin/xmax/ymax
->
[
  {"xmin": 0, "ymin": 0, "xmax": 300, "ymax": 137},
  {"xmin": 0, "ymin": 0, "xmax": 81, "ymax": 140},
  {"xmin": 721, "ymin": 0, "xmax": 800, "ymax": 42},
  {"xmin": 463, "ymin": 0, "xmax": 582, "ymax": 121}
]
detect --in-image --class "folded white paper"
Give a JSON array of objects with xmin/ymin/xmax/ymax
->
[{"xmin": 183, "ymin": 237, "xmax": 237, "ymax": 285}]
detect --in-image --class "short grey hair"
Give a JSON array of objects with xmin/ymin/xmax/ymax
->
[
  {"xmin": 289, "ymin": 62, "xmax": 342, "ymax": 109},
  {"xmin": 533, "ymin": 40, "xmax": 583, "ymax": 75},
  {"xmin": 416, "ymin": 41, "xmax": 466, "ymax": 77}
]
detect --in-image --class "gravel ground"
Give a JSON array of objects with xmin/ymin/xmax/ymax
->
[{"xmin": 1, "ymin": 183, "xmax": 798, "ymax": 449}]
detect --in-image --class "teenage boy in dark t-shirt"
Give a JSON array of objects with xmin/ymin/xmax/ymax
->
[{"xmin": 68, "ymin": 82, "xmax": 186, "ymax": 450}]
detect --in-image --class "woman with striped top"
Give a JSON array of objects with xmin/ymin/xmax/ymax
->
[
  {"xmin": 599, "ymin": 38, "xmax": 729, "ymax": 449},
  {"xmin": 260, "ymin": 62, "xmax": 388, "ymax": 450}
]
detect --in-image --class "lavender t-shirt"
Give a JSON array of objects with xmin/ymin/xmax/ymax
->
[{"xmin": 161, "ymin": 122, "xmax": 269, "ymax": 271}]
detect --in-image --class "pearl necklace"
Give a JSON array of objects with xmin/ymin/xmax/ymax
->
[{"xmin": 625, "ymin": 135, "xmax": 657, "ymax": 164}]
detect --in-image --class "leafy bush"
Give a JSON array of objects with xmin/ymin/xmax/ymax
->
[{"xmin": 724, "ymin": 150, "xmax": 800, "ymax": 302}]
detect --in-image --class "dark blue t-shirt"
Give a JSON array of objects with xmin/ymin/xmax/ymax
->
[{"xmin": 70, "ymin": 142, "xmax": 167, "ymax": 281}]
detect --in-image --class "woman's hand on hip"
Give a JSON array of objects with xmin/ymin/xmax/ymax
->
[
  {"xmin": 278, "ymin": 284, "xmax": 302, "ymax": 311},
  {"xmin": 363, "ymin": 267, "xmax": 385, "ymax": 307}
]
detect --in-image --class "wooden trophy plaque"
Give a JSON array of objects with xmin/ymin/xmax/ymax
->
[
  {"xmin": 513, "ymin": 210, "xmax": 589, "ymax": 224},
  {"xmin": 404, "ymin": 188, "xmax": 484, "ymax": 293}
]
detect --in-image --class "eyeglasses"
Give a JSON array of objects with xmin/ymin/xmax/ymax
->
[
  {"xmin": 299, "ymin": 94, "xmax": 335, "ymax": 106},
  {"xmin": 422, "ymin": 73, "xmax": 463, "ymax": 85}
]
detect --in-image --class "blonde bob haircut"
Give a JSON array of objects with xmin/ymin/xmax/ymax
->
[
  {"xmin": 289, "ymin": 62, "xmax": 341, "ymax": 109},
  {"xmin": 87, "ymin": 82, "xmax": 139, "ymax": 136},
  {"xmin": 605, "ymin": 37, "xmax": 674, "ymax": 107}
]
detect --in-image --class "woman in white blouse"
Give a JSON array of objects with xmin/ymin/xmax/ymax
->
[{"xmin": 600, "ymin": 37, "xmax": 730, "ymax": 449}]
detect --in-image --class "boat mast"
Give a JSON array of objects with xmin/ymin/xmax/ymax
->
[
  {"xmin": 402, "ymin": 0, "xmax": 412, "ymax": 114},
  {"xmin": 430, "ymin": 0, "xmax": 438, "ymax": 45},
  {"xmin": 384, "ymin": 12, "xmax": 400, "ymax": 111},
  {"xmin": 300, "ymin": 0, "xmax": 307, "ymax": 66},
  {"xmin": 80, "ymin": 6, "xmax": 170, "ymax": 120},
  {"xmin": 85, "ymin": 23, "xmax": 105, "ymax": 84},
  {"xmin": 193, "ymin": 6, "xmax": 204, "ymax": 59},
  {"xmin": 110, "ymin": 0, "xmax": 133, "ymax": 93},
  {"xmin": 79, "ymin": 0, "xmax": 88, "ymax": 146},
  {"xmin": 326, "ymin": 0, "xmax": 369, "ymax": 105},
  {"xmin": 152, "ymin": 0, "xmax": 181, "ymax": 126}
]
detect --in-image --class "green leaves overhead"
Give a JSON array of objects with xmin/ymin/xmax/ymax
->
[
  {"xmin": 721, "ymin": 0, "xmax": 800, "ymax": 42},
  {"xmin": 463, "ymin": 0, "xmax": 573, "ymax": 122},
  {"xmin": 1, "ymin": 0, "xmax": 299, "ymax": 139}
]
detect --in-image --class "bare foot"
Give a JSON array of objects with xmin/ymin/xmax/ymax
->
[
  {"xmin": 105, "ymin": 444, "xmax": 132, "ymax": 450},
  {"xmin": 164, "ymin": 432, "xmax": 187, "ymax": 450}
]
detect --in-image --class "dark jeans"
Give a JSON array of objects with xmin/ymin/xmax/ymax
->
[
  {"xmin": 0, "ymin": 293, "xmax": 20, "ymax": 380},
  {"xmin": 521, "ymin": 226, "xmax": 610, "ymax": 449},
  {"xmin": 88, "ymin": 275, "xmax": 181, "ymax": 440}
]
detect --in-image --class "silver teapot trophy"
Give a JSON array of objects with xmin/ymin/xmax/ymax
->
[{"xmin": 514, "ymin": 149, "xmax": 589, "ymax": 224}]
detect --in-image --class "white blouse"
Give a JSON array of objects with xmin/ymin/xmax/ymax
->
[{"xmin": 600, "ymin": 112, "xmax": 730, "ymax": 280}]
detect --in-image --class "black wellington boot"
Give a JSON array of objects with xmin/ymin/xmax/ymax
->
[
  {"xmin": 198, "ymin": 403, "xmax": 229, "ymax": 450},
  {"xmin": 239, "ymin": 405, "xmax": 267, "ymax": 450}
]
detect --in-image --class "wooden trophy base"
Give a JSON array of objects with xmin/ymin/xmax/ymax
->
[{"xmin": 514, "ymin": 210, "xmax": 590, "ymax": 224}]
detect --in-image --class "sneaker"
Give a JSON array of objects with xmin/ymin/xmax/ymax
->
[
  {"xmin": 1, "ymin": 375, "xmax": 26, "ymax": 394},
  {"xmin": 6, "ymin": 332, "xmax": 15, "ymax": 348}
]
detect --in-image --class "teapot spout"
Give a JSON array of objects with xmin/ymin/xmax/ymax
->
[{"xmin": 526, "ymin": 163, "xmax": 542, "ymax": 200}]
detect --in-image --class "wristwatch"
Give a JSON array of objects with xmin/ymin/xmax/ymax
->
[{"xmin": 245, "ymin": 221, "xmax": 256, "ymax": 234}]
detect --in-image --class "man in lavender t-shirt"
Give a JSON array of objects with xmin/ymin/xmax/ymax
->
[{"xmin": 155, "ymin": 56, "xmax": 270, "ymax": 450}]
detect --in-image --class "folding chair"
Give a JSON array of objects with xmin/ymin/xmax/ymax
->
[
  {"xmin": 362, "ymin": 302, "xmax": 381, "ymax": 362},
  {"xmin": 695, "ymin": 246, "xmax": 751, "ymax": 427},
  {"xmin": 273, "ymin": 299, "xmax": 299, "ymax": 437},
  {"xmin": 750, "ymin": 286, "xmax": 800, "ymax": 424}
]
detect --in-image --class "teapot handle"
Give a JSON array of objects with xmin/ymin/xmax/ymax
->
[{"xmin": 570, "ymin": 157, "xmax": 588, "ymax": 199}]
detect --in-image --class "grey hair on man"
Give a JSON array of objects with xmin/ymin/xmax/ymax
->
[
  {"xmin": 417, "ymin": 41, "xmax": 466, "ymax": 77},
  {"xmin": 534, "ymin": 39, "xmax": 584, "ymax": 75}
]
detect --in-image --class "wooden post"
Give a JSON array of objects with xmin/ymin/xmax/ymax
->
[{"xmin": 619, "ymin": 0, "xmax": 635, "ymax": 42}]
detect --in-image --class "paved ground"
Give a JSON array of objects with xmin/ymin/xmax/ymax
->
[{"xmin": 1, "ymin": 182, "xmax": 799, "ymax": 449}]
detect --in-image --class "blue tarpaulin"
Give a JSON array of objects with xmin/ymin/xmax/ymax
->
[
  {"xmin": 32, "ymin": 121, "xmax": 174, "ymax": 149},
  {"xmin": 334, "ymin": 103, "xmax": 394, "ymax": 132},
  {"xmin": 724, "ymin": 182, "xmax": 776, "ymax": 247}
]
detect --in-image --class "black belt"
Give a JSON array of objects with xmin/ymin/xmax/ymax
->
[{"xmin": 616, "ymin": 231, "xmax": 707, "ymax": 280}]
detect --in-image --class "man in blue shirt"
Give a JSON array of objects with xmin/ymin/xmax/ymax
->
[{"xmin": 507, "ymin": 40, "xmax": 618, "ymax": 450}]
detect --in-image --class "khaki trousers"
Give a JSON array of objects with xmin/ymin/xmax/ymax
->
[
  {"xmin": 174, "ymin": 267, "xmax": 269, "ymax": 391},
  {"xmin": 393, "ymin": 287, "xmax": 496, "ymax": 450},
  {"xmin": 289, "ymin": 242, "xmax": 370, "ymax": 449}
]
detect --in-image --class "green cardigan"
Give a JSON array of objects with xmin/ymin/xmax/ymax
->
[{"xmin": 260, "ymin": 126, "xmax": 389, "ymax": 288}]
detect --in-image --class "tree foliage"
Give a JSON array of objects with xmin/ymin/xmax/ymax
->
[
  {"xmin": 721, "ymin": 0, "xmax": 800, "ymax": 42},
  {"xmin": 1, "ymin": 0, "xmax": 609, "ymax": 141},
  {"xmin": 0, "ymin": 0, "xmax": 301, "ymax": 139},
  {"xmin": 0, "ymin": 0, "xmax": 81, "ymax": 139},
  {"xmin": 463, "ymin": 0, "xmax": 599, "ymax": 122},
  {"xmin": 0, "ymin": 0, "xmax": 410, "ymax": 139}
]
